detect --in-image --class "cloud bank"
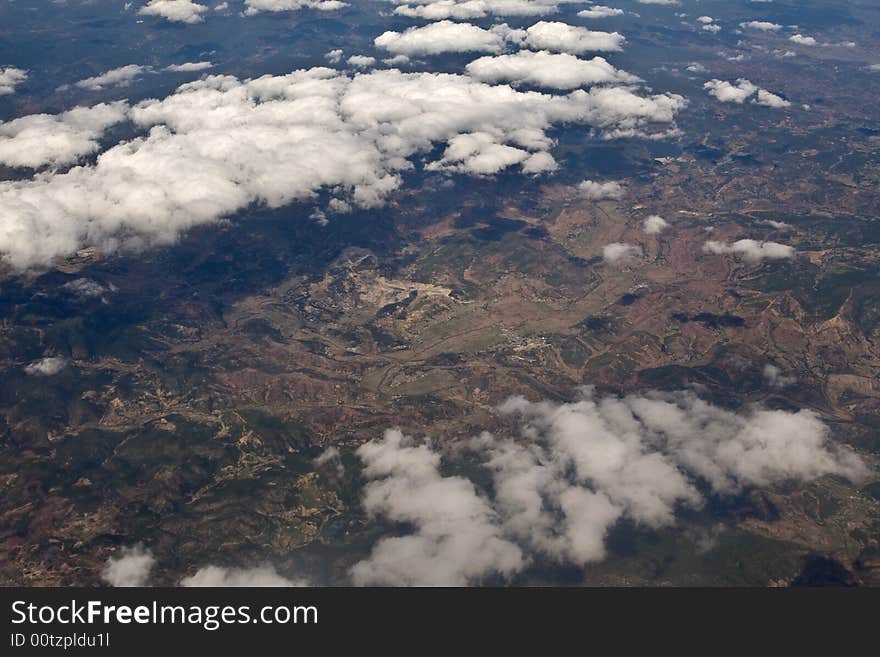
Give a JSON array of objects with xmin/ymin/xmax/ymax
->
[{"xmin": 0, "ymin": 68, "xmax": 683, "ymax": 269}]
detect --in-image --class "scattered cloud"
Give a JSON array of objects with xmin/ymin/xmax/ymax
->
[
  {"xmin": 514, "ymin": 21, "xmax": 625, "ymax": 54},
  {"xmin": 602, "ymin": 242, "xmax": 642, "ymax": 264},
  {"xmin": 0, "ymin": 67, "xmax": 27, "ymax": 95},
  {"xmin": 347, "ymin": 55, "xmax": 377, "ymax": 69},
  {"xmin": 763, "ymin": 364, "xmax": 796, "ymax": 389},
  {"xmin": 466, "ymin": 51, "xmax": 639, "ymax": 90},
  {"xmin": 643, "ymin": 214, "xmax": 669, "ymax": 234},
  {"xmin": 165, "ymin": 61, "xmax": 214, "ymax": 72},
  {"xmin": 703, "ymin": 239, "xmax": 795, "ymax": 262},
  {"xmin": 139, "ymin": 0, "xmax": 208, "ymax": 23},
  {"xmin": 350, "ymin": 390, "xmax": 868, "ymax": 584},
  {"xmin": 74, "ymin": 65, "xmax": 147, "ymax": 91},
  {"xmin": 704, "ymin": 78, "xmax": 757, "ymax": 103},
  {"xmin": 375, "ymin": 21, "xmax": 508, "ymax": 56},
  {"xmin": 350, "ymin": 429, "xmax": 525, "ymax": 586},
  {"xmin": 754, "ymin": 88, "xmax": 790, "ymax": 108},
  {"xmin": 577, "ymin": 179, "xmax": 624, "ymax": 199},
  {"xmin": 243, "ymin": 0, "xmax": 348, "ymax": 15},
  {"xmin": 577, "ymin": 6, "xmax": 623, "ymax": 19},
  {"xmin": 789, "ymin": 34, "xmax": 817, "ymax": 46},
  {"xmin": 24, "ymin": 356, "xmax": 67, "ymax": 376},
  {"xmin": 390, "ymin": 0, "xmax": 588, "ymax": 20},
  {"xmin": 705, "ymin": 78, "xmax": 788, "ymax": 108},
  {"xmin": 181, "ymin": 565, "xmax": 307, "ymax": 586},
  {"xmin": 102, "ymin": 544, "xmax": 155, "ymax": 587},
  {"xmin": 739, "ymin": 20, "xmax": 781, "ymax": 31}
]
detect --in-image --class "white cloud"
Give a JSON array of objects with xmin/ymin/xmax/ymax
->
[
  {"xmin": 102, "ymin": 544, "xmax": 155, "ymax": 587},
  {"xmin": 697, "ymin": 16, "xmax": 714, "ymax": 24},
  {"xmin": 347, "ymin": 55, "xmax": 377, "ymax": 69},
  {"xmin": 75, "ymin": 65, "xmax": 147, "ymax": 91},
  {"xmin": 740, "ymin": 20, "xmax": 781, "ymax": 31},
  {"xmin": 139, "ymin": 0, "xmax": 208, "ymax": 23},
  {"xmin": 0, "ymin": 67, "xmax": 27, "ymax": 95},
  {"xmin": 602, "ymin": 242, "xmax": 642, "ymax": 264},
  {"xmin": 391, "ymin": 0, "xmax": 586, "ymax": 20},
  {"xmin": 704, "ymin": 78, "xmax": 757, "ymax": 103},
  {"xmin": 0, "ymin": 102, "xmax": 129, "ymax": 169},
  {"xmin": 643, "ymin": 214, "xmax": 668, "ymax": 234},
  {"xmin": 789, "ymin": 34, "xmax": 817, "ymax": 46},
  {"xmin": 703, "ymin": 239, "xmax": 795, "ymax": 262},
  {"xmin": 181, "ymin": 565, "xmax": 307, "ymax": 586},
  {"xmin": 325, "ymin": 49, "xmax": 343, "ymax": 64},
  {"xmin": 63, "ymin": 277, "xmax": 113, "ymax": 299},
  {"xmin": 351, "ymin": 390, "xmax": 868, "ymax": 584},
  {"xmin": 165, "ymin": 61, "xmax": 214, "ymax": 72},
  {"xmin": 577, "ymin": 179, "xmax": 623, "ymax": 199},
  {"xmin": 763, "ymin": 364, "xmax": 795, "ymax": 389},
  {"xmin": 759, "ymin": 219, "xmax": 791, "ymax": 230},
  {"xmin": 466, "ymin": 51, "xmax": 639, "ymax": 90},
  {"xmin": 350, "ymin": 429, "xmax": 525, "ymax": 586},
  {"xmin": 704, "ymin": 79, "xmax": 788, "ymax": 108},
  {"xmin": 24, "ymin": 356, "xmax": 67, "ymax": 376},
  {"xmin": 243, "ymin": 0, "xmax": 348, "ymax": 15},
  {"xmin": 0, "ymin": 68, "xmax": 683, "ymax": 269},
  {"xmin": 577, "ymin": 6, "xmax": 623, "ymax": 19},
  {"xmin": 754, "ymin": 88, "xmax": 790, "ymax": 108},
  {"xmin": 515, "ymin": 21, "xmax": 625, "ymax": 54},
  {"xmin": 375, "ymin": 21, "xmax": 508, "ymax": 56}
]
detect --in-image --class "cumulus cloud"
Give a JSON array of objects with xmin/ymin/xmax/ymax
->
[
  {"xmin": 350, "ymin": 429, "xmax": 525, "ymax": 586},
  {"xmin": 0, "ymin": 68, "xmax": 684, "ymax": 269},
  {"xmin": 704, "ymin": 78, "xmax": 758, "ymax": 103},
  {"xmin": 703, "ymin": 239, "xmax": 795, "ymax": 262},
  {"xmin": 754, "ymin": 88, "xmax": 790, "ymax": 108},
  {"xmin": 466, "ymin": 51, "xmax": 639, "ymax": 90},
  {"xmin": 643, "ymin": 214, "xmax": 668, "ymax": 234},
  {"xmin": 24, "ymin": 356, "xmax": 67, "ymax": 376},
  {"xmin": 165, "ymin": 61, "xmax": 214, "ymax": 72},
  {"xmin": 75, "ymin": 65, "xmax": 147, "ymax": 91},
  {"xmin": 602, "ymin": 242, "xmax": 642, "ymax": 264},
  {"xmin": 102, "ymin": 544, "xmax": 155, "ymax": 587},
  {"xmin": 139, "ymin": 0, "xmax": 208, "ymax": 23},
  {"xmin": 347, "ymin": 55, "xmax": 376, "ymax": 69},
  {"xmin": 243, "ymin": 0, "xmax": 348, "ymax": 15},
  {"xmin": 181, "ymin": 565, "xmax": 307, "ymax": 586},
  {"xmin": 577, "ymin": 179, "xmax": 623, "ymax": 199},
  {"xmin": 391, "ymin": 0, "xmax": 586, "ymax": 20},
  {"xmin": 0, "ymin": 102, "xmax": 129, "ymax": 169},
  {"xmin": 705, "ymin": 79, "xmax": 788, "ymax": 108},
  {"xmin": 740, "ymin": 20, "xmax": 781, "ymax": 31},
  {"xmin": 0, "ymin": 67, "xmax": 27, "ymax": 95},
  {"xmin": 789, "ymin": 34, "xmax": 817, "ymax": 46},
  {"xmin": 578, "ymin": 6, "xmax": 623, "ymax": 19},
  {"xmin": 351, "ymin": 390, "xmax": 868, "ymax": 584},
  {"xmin": 514, "ymin": 21, "xmax": 625, "ymax": 54},
  {"xmin": 375, "ymin": 21, "xmax": 508, "ymax": 55}
]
